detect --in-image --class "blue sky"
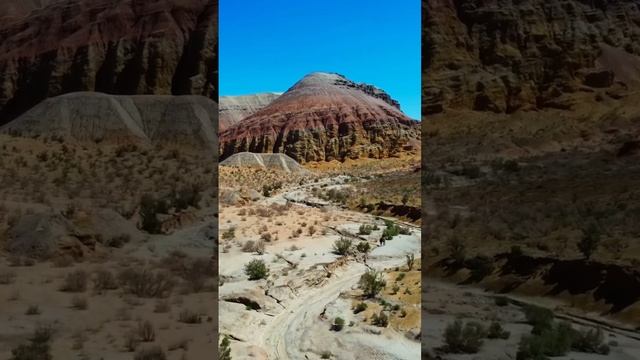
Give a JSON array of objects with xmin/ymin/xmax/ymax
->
[{"xmin": 220, "ymin": 0, "xmax": 421, "ymax": 119}]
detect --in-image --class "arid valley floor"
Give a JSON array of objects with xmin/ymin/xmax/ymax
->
[{"xmin": 218, "ymin": 156, "xmax": 422, "ymax": 360}]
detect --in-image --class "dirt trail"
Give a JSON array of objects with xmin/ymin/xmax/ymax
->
[{"xmin": 253, "ymin": 179, "xmax": 421, "ymax": 360}]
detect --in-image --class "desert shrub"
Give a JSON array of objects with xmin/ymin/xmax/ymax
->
[
  {"xmin": 244, "ymin": 259, "xmax": 269, "ymax": 280},
  {"xmin": 219, "ymin": 336, "xmax": 232, "ymax": 360},
  {"xmin": 93, "ymin": 269, "xmax": 118, "ymax": 292},
  {"xmin": 523, "ymin": 305, "xmax": 554, "ymax": 334},
  {"xmin": 371, "ymin": 311, "xmax": 389, "ymax": 327},
  {"xmin": 359, "ymin": 269, "xmax": 386, "ymax": 298},
  {"xmin": 443, "ymin": 320, "xmax": 486, "ymax": 354},
  {"xmin": 242, "ymin": 240, "xmax": 265, "ymax": 255},
  {"xmin": 25, "ymin": 305, "xmax": 40, "ymax": 315},
  {"xmin": 124, "ymin": 331, "xmax": 140, "ymax": 352},
  {"xmin": 10, "ymin": 325, "xmax": 54, "ymax": 360},
  {"xmin": 118, "ymin": 268, "xmax": 174, "ymax": 298},
  {"xmin": 447, "ymin": 236, "xmax": 466, "ymax": 264},
  {"xmin": 359, "ymin": 224, "xmax": 373, "ymax": 235},
  {"xmin": 222, "ymin": 228, "xmax": 235, "ymax": 240},
  {"xmin": 171, "ymin": 183, "xmax": 203, "ymax": 210},
  {"xmin": 353, "ymin": 302, "xmax": 367, "ymax": 314},
  {"xmin": 181, "ymin": 257, "xmax": 213, "ymax": 293},
  {"xmin": 517, "ymin": 322, "xmax": 573, "ymax": 359},
  {"xmin": 308, "ymin": 225, "xmax": 316, "ymax": 236},
  {"xmin": 154, "ymin": 300, "xmax": 170, "ymax": 313},
  {"xmin": 332, "ymin": 317, "xmax": 345, "ymax": 331},
  {"xmin": 494, "ymin": 296, "xmax": 509, "ymax": 307},
  {"xmin": 51, "ymin": 255, "xmax": 74, "ymax": 268},
  {"xmin": 466, "ymin": 255, "xmax": 494, "ymax": 280},
  {"xmin": 572, "ymin": 327, "xmax": 610, "ymax": 355},
  {"xmin": 396, "ymin": 273, "xmax": 406, "ymax": 282},
  {"xmin": 578, "ymin": 223, "xmax": 601, "ymax": 260},
  {"xmin": 134, "ymin": 346, "xmax": 166, "ymax": 360},
  {"xmin": 510, "ymin": 245, "xmax": 523, "ymax": 257},
  {"xmin": 104, "ymin": 234, "xmax": 131, "ymax": 248},
  {"xmin": 137, "ymin": 321, "xmax": 155, "ymax": 342},
  {"xmin": 178, "ymin": 309, "xmax": 201, "ymax": 324},
  {"xmin": 260, "ymin": 232, "xmax": 273, "ymax": 242},
  {"xmin": 332, "ymin": 237, "xmax": 352, "ymax": 255},
  {"xmin": 356, "ymin": 241, "xmax": 370, "ymax": 253},
  {"xmin": 487, "ymin": 321, "xmax": 510, "ymax": 339},
  {"xmin": 0, "ymin": 269, "xmax": 17, "ymax": 284},
  {"xmin": 139, "ymin": 195, "xmax": 163, "ymax": 234},
  {"xmin": 262, "ymin": 182, "xmax": 282, "ymax": 197},
  {"xmin": 405, "ymin": 253, "xmax": 415, "ymax": 270},
  {"xmin": 71, "ymin": 296, "xmax": 88, "ymax": 310},
  {"xmin": 60, "ymin": 270, "xmax": 88, "ymax": 292},
  {"xmin": 321, "ymin": 351, "xmax": 332, "ymax": 359}
]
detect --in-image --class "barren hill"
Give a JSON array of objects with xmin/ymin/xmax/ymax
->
[
  {"xmin": 1, "ymin": 92, "xmax": 218, "ymax": 149},
  {"xmin": 219, "ymin": 93, "xmax": 281, "ymax": 131},
  {"xmin": 220, "ymin": 72, "xmax": 420, "ymax": 163},
  {"xmin": 0, "ymin": 0, "xmax": 217, "ymax": 125}
]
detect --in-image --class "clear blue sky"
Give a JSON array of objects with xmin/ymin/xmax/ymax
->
[{"xmin": 220, "ymin": 0, "xmax": 421, "ymax": 120}]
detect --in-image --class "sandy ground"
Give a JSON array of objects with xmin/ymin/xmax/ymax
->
[
  {"xmin": 219, "ymin": 175, "xmax": 421, "ymax": 359},
  {"xmin": 0, "ymin": 211, "xmax": 217, "ymax": 360}
]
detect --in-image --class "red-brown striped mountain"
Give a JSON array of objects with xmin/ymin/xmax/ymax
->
[{"xmin": 219, "ymin": 72, "xmax": 420, "ymax": 163}]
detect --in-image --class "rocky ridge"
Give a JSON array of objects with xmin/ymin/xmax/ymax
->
[
  {"xmin": 424, "ymin": 0, "xmax": 640, "ymax": 115},
  {"xmin": 0, "ymin": 0, "xmax": 217, "ymax": 125},
  {"xmin": 220, "ymin": 72, "xmax": 420, "ymax": 163}
]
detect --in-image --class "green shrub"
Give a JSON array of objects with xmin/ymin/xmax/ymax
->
[
  {"xmin": 10, "ymin": 325, "xmax": 54, "ymax": 360},
  {"xmin": 443, "ymin": 320, "xmax": 486, "ymax": 354},
  {"xmin": 578, "ymin": 223, "xmax": 601, "ymax": 260},
  {"xmin": 359, "ymin": 224, "xmax": 373, "ymax": 235},
  {"xmin": 244, "ymin": 259, "xmax": 269, "ymax": 280},
  {"xmin": 405, "ymin": 253, "xmax": 415, "ymax": 270},
  {"xmin": 356, "ymin": 241, "xmax": 371, "ymax": 253},
  {"xmin": 139, "ymin": 195, "xmax": 163, "ymax": 234},
  {"xmin": 523, "ymin": 306, "xmax": 554, "ymax": 334},
  {"xmin": 358, "ymin": 269, "xmax": 386, "ymax": 298},
  {"xmin": 332, "ymin": 317, "xmax": 345, "ymax": 331},
  {"xmin": 572, "ymin": 327, "xmax": 610, "ymax": 355},
  {"xmin": 371, "ymin": 311, "xmax": 389, "ymax": 327},
  {"xmin": 353, "ymin": 302, "xmax": 367, "ymax": 314},
  {"xmin": 332, "ymin": 237, "xmax": 352, "ymax": 255},
  {"xmin": 517, "ymin": 322, "xmax": 573, "ymax": 359},
  {"xmin": 219, "ymin": 336, "xmax": 232, "ymax": 360},
  {"xmin": 222, "ymin": 228, "xmax": 235, "ymax": 240},
  {"xmin": 487, "ymin": 321, "xmax": 510, "ymax": 339}
]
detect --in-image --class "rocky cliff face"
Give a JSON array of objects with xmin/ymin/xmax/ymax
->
[
  {"xmin": 219, "ymin": 72, "xmax": 420, "ymax": 163},
  {"xmin": 424, "ymin": 0, "xmax": 640, "ymax": 115},
  {"xmin": 219, "ymin": 93, "xmax": 281, "ymax": 131},
  {"xmin": 0, "ymin": 0, "xmax": 217, "ymax": 125}
]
